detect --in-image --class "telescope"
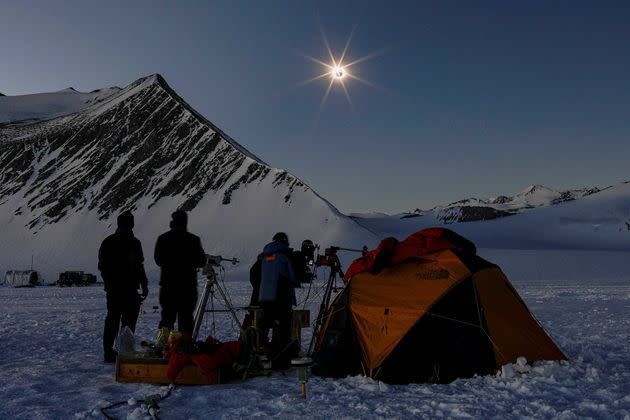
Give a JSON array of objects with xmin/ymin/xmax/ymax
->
[
  {"xmin": 316, "ymin": 245, "xmax": 365, "ymax": 268},
  {"xmin": 324, "ymin": 246, "xmax": 365, "ymax": 254},
  {"xmin": 205, "ymin": 254, "xmax": 239, "ymax": 267},
  {"xmin": 202, "ymin": 254, "xmax": 239, "ymax": 277}
]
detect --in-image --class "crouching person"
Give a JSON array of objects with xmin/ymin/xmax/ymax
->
[
  {"xmin": 98, "ymin": 211, "xmax": 149, "ymax": 363},
  {"xmin": 259, "ymin": 232, "xmax": 300, "ymax": 367},
  {"xmin": 154, "ymin": 210, "xmax": 206, "ymax": 338}
]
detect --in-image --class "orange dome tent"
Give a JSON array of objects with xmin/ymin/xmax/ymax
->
[{"xmin": 312, "ymin": 228, "xmax": 566, "ymax": 383}]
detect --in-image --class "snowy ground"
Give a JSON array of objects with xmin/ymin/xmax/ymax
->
[{"xmin": 1, "ymin": 249, "xmax": 629, "ymax": 419}]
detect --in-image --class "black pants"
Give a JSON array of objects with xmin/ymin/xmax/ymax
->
[
  {"xmin": 260, "ymin": 302, "xmax": 295, "ymax": 365},
  {"xmin": 158, "ymin": 286, "xmax": 197, "ymax": 336},
  {"xmin": 103, "ymin": 292, "xmax": 140, "ymax": 356}
]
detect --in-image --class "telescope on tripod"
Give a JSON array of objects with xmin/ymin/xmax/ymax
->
[
  {"xmin": 191, "ymin": 254, "xmax": 240, "ymax": 341},
  {"xmin": 308, "ymin": 245, "xmax": 367, "ymax": 354}
]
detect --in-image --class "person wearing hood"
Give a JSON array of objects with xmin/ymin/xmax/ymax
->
[
  {"xmin": 98, "ymin": 210, "xmax": 149, "ymax": 363},
  {"xmin": 154, "ymin": 210, "xmax": 206, "ymax": 337},
  {"xmin": 258, "ymin": 232, "xmax": 299, "ymax": 365}
]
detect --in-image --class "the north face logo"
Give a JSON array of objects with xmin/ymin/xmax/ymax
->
[{"xmin": 415, "ymin": 267, "xmax": 449, "ymax": 280}]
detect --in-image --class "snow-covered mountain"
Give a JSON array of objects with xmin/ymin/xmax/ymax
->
[
  {"xmin": 0, "ymin": 86, "xmax": 122, "ymax": 124},
  {"xmin": 353, "ymin": 181, "xmax": 630, "ymax": 251},
  {"xmin": 403, "ymin": 185, "xmax": 603, "ymax": 224},
  {"xmin": 0, "ymin": 74, "xmax": 373, "ymax": 281}
]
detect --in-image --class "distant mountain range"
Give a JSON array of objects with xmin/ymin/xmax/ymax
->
[
  {"xmin": 0, "ymin": 86, "xmax": 121, "ymax": 124},
  {"xmin": 352, "ymin": 181, "xmax": 630, "ymax": 251},
  {"xmin": 400, "ymin": 185, "xmax": 605, "ymax": 224}
]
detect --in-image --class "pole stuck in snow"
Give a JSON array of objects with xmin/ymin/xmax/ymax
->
[{"xmin": 291, "ymin": 357, "xmax": 314, "ymax": 399}]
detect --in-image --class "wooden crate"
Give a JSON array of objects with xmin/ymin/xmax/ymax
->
[
  {"xmin": 115, "ymin": 355, "xmax": 221, "ymax": 385},
  {"xmin": 117, "ymin": 309, "xmax": 310, "ymax": 385}
]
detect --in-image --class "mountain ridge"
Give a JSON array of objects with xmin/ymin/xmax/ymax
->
[
  {"xmin": 352, "ymin": 181, "xmax": 630, "ymax": 251},
  {"xmin": 403, "ymin": 184, "xmax": 604, "ymax": 224},
  {"xmin": 1, "ymin": 74, "xmax": 283, "ymax": 226},
  {"xmin": 0, "ymin": 84, "xmax": 122, "ymax": 125}
]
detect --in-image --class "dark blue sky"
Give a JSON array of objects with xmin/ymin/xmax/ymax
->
[{"xmin": 2, "ymin": 1, "xmax": 630, "ymax": 213}]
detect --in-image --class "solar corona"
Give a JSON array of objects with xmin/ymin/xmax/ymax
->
[
  {"xmin": 331, "ymin": 65, "xmax": 345, "ymax": 80},
  {"xmin": 293, "ymin": 25, "xmax": 387, "ymax": 120}
]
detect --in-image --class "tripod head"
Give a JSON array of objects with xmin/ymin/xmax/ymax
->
[
  {"xmin": 316, "ymin": 249, "xmax": 343, "ymax": 277},
  {"xmin": 315, "ymin": 245, "xmax": 365, "ymax": 277}
]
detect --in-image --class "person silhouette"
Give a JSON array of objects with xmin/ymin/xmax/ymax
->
[
  {"xmin": 98, "ymin": 211, "xmax": 148, "ymax": 363},
  {"xmin": 154, "ymin": 210, "xmax": 206, "ymax": 337}
]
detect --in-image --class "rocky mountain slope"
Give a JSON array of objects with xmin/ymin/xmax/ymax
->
[{"xmin": 0, "ymin": 74, "xmax": 372, "ymax": 281}]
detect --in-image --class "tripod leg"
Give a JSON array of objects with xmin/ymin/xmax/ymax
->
[
  {"xmin": 212, "ymin": 281, "xmax": 243, "ymax": 332},
  {"xmin": 192, "ymin": 277, "xmax": 213, "ymax": 341},
  {"xmin": 309, "ymin": 272, "xmax": 335, "ymax": 354}
]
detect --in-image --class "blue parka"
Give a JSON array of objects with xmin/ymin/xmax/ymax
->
[{"xmin": 259, "ymin": 241, "xmax": 298, "ymax": 305}]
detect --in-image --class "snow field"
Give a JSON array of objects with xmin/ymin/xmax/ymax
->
[{"xmin": 0, "ymin": 249, "xmax": 628, "ymax": 419}]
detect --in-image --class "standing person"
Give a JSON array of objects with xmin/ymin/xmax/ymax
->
[
  {"xmin": 258, "ymin": 232, "xmax": 299, "ymax": 366},
  {"xmin": 98, "ymin": 211, "xmax": 149, "ymax": 363},
  {"xmin": 154, "ymin": 210, "xmax": 206, "ymax": 337}
]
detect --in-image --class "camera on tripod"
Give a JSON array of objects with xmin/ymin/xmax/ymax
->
[{"xmin": 290, "ymin": 240, "xmax": 317, "ymax": 284}]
